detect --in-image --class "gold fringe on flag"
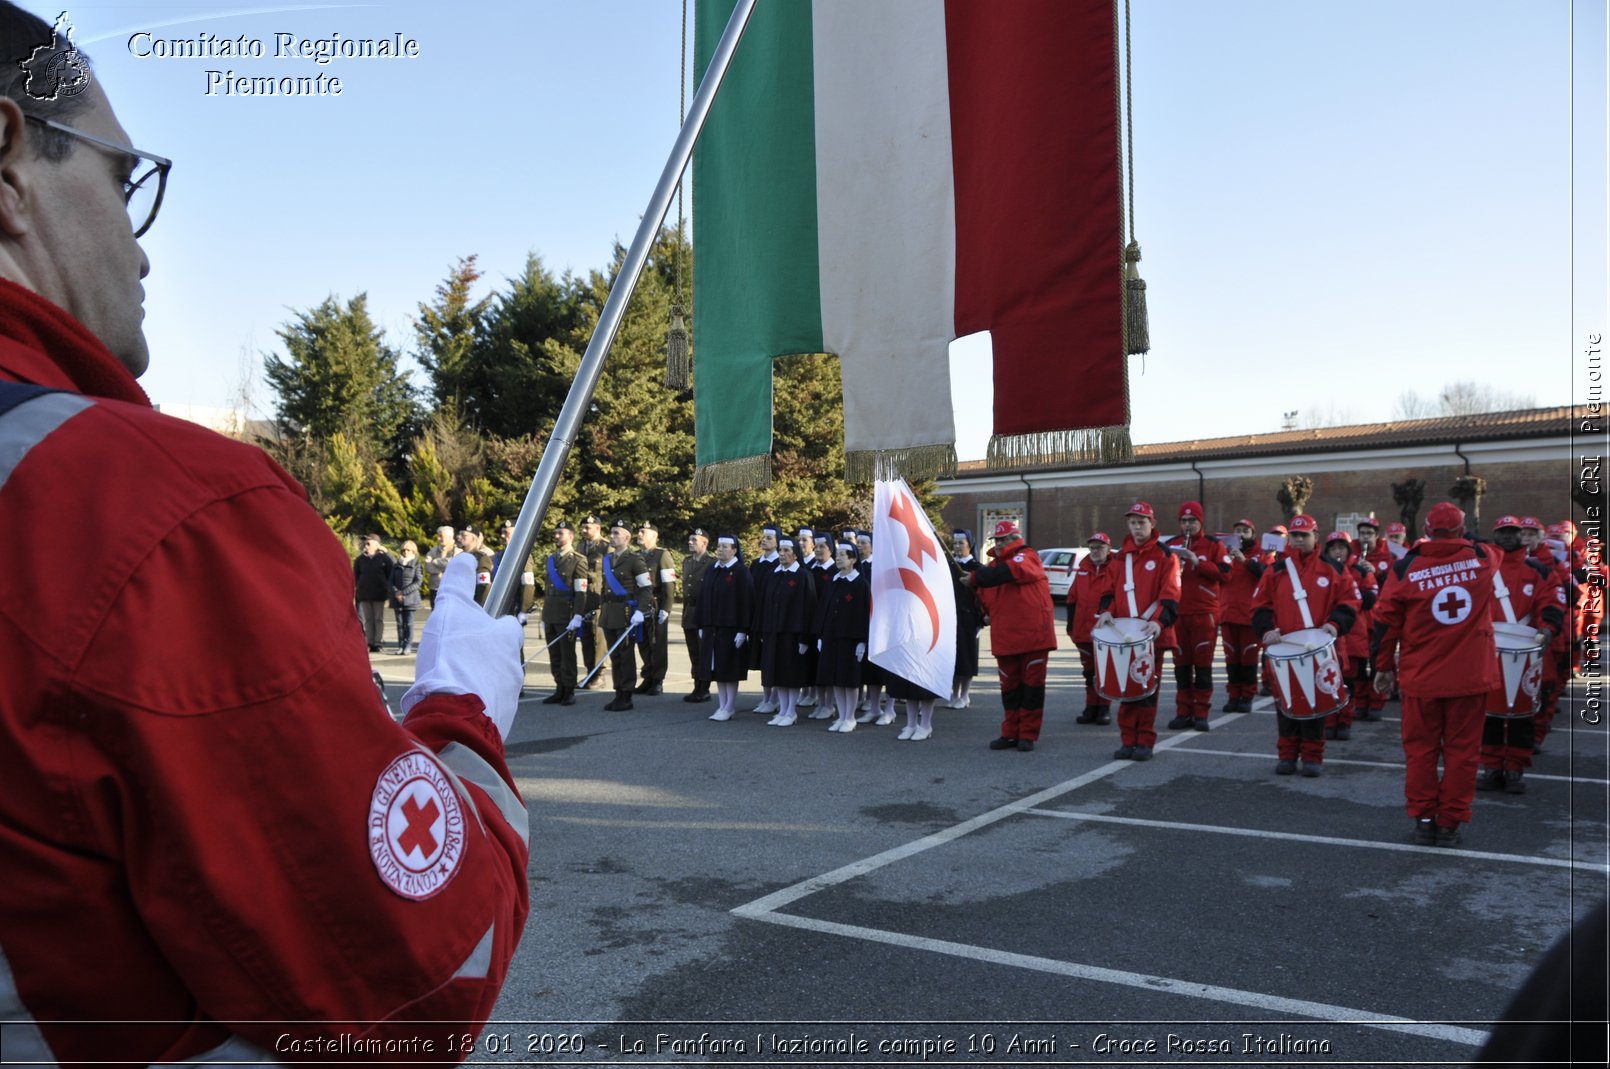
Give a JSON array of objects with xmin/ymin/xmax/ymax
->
[
  {"xmin": 986, "ymin": 425, "xmax": 1134, "ymax": 469},
  {"xmin": 664, "ymin": 304, "xmax": 691, "ymax": 390},
  {"xmin": 692, "ymin": 453, "xmax": 772, "ymax": 495},
  {"xmin": 844, "ymin": 443, "xmax": 958, "ymax": 486},
  {"xmin": 1123, "ymin": 242, "xmax": 1150, "ymax": 355}
]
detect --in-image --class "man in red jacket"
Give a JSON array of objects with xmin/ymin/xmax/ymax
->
[
  {"xmin": 1351, "ymin": 518, "xmax": 1393, "ymax": 719},
  {"xmin": 1523, "ymin": 515, "xmax": 1574, "ymax": 750},
  {"xmin": 1095, "ymin": 502, "xmax": 1181, "ymax": 761},
  {"xmin": 1373, "ymin": 502, "xmax": 1502, "ymax": 846},
  {"xmin": 1166, "ymin": 500, "xmax": 1229, "ymax": 731},
  {"xmin": 1322, "ymin": 530, "xmax": 1377, "ymax": 741},
  {"xmin": 965, "ymin": 520, "xmax": 1058, "ymax": 752},
  {"xmin": 1218, "ymin": 518, "xmax": 1267, "ymax": 712},
  {"xmin": 0, "ymin": 13, "xmax": 529, "ymax": 1061},
  {"xmin": 1066, "ymin": 531, "xmax": 1115, "ymax": 724}
]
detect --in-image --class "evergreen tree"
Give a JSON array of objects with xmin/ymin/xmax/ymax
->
[{"xmin": 415, "ymin": 256, "xmax": 493, "ymax": 413}]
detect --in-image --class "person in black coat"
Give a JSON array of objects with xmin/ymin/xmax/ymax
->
[
  {"xmin": 389, "ymin": 540, "xmax": 424, "ymax": 655},
  {"xmin": 352, "ymin": 533, "xmax": 394, "ymax": 653},
  {"xmin": 759, "ymin": 538, "xmax": 817, "ymax": 726},
  {"xmin": 698, "ymin": 535, "xmax": 754, "ymax": 722},
  {"xmin": 950, "ymin": 529, "xmax": 984, "ymax": 707},
  {"xmin": 816, "ymin": 542, "xmax": 870, "ymax": 733},
  {"xmin": 803, "ymin": 533, "xmax": 838, "ymax": 717}
]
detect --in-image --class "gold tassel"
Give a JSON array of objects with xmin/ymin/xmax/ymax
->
[
  {"xmin": 1124, "ymin": 241, "xmax": 1150, "ymax": 355},
  {"xmin": 987, "ymin": 425, "xmax": 1133, "ymax": 469},
  {"xmin": 664, "ymin": 304, "xmax": 691, "ymax": 390},
  {"xmin": 692, "ymin": 453, "xmax": 772, "ymax": 494},
  {"xmin": 844, "ymin": 443, "xmax": 958, "ymax": 485}
]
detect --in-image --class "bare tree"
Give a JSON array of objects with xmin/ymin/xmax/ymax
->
[
  {"xmin": 1276, "ymin": 475, "xmax": 1314, "ymax": 520},
  {"xmin": 1392, "ymin": 390, "xmax": 1437, "ymax": 421},
  {"xmin": 1449, "ymin": 475, "xmax": 1486, "ymax": 534},
  {"xmin": 1391, "ymin": 381, "xmax": 1537, "ymax": 421},
  {"xmin": 1392, "ymin": 477, "xmax": 1426, "ymax": 532}
]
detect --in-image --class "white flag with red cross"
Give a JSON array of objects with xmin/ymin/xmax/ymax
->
[{"xmin": 869, "ymin": 477, "xmax": 956, "ymax": 699}]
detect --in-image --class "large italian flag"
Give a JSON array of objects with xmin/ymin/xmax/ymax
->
[{"xmin": 691, "ymin": 0, "xmax": 1126, "ymax": 493}]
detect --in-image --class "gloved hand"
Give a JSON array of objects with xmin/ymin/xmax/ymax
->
[
  {"xmin": 855, "ymin": 642, "xmax": 866, "ymax": 661},
  {"xmin": 657, "ymin": 610, "xmax": 669, "ymax": 625},
  {"xmin": 817, "ymin": 639, "xmax": 823, "ymax": 651},
  {"xmin": 400, "ymin": 554, "xmax": 525, "ymax": 738},
  {"xmin": 798, "ymin": 642, "xmax": 807, "ymax": 655},
  {"xmin": 734, "ymin": 632, "xmax": 747, "ymax": 649},
  {"xmin": 698, "ymin": 628, "xmax": 705, "ymax": 639},
  {"xmin": 567, "ymin": 614, "xmax": 584, "ymax": 632},
  {"xmin": 630, "ymin": 610, "xmax": 645, "ymax": 627}
]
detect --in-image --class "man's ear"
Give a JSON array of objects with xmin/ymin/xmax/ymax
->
[{"xmin": 0, "ymin": 97, "xmax": 37, "ymax": 239}]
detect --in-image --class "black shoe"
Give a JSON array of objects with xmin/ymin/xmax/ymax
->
[
  {"xmin": 1238, "ymin": 698, "xmax": 1255, "ymax": 712},
  {"xmin": 1275, "ymin": 759, "xmax": 1297, "ymax": 775},
  {"xmin": 635, "ymin": 682, "xmax": 662, "ymax": 696},
  {"xmin": 1435, "ymin": 823, "xmax": 1463, "ymax": 847},
  {"xmin": 369, "ymin": 645, "xmax": 382, "ymax": 653},
  {"xmin": 1075, "ymin": 707, "xmax": 1098, "ymax": 724},
  {"xmin": 541, "ymin": 691, "xmax": 565, "ymax": 705},
  {"xmin": 1131, "ymin": 746, "xmax": 1153, "ymax": 761},
  {"xmin": 1300, "ymin": 761, "xmax": 1321, "ymax": 778},
  {"xmin": 1532, "ymin": 741, "xmax": 1544, "ymax": 755},
  {"xmin": 1333, "ymin": 726, "xmax": 1351, "ymax": 741},
  {"xmin": 1166, "ymin": 715, "xmax": 1192, "ymax": 730},
  {"xmin": 1016, "ymin": 739, "xmax": 1035, "ymax": 752},
  {"xmin": 1094, "ymin": 709, "xmax": 1112, "ymax": 725},
  {"xmin": 1192, "ymin": 718, "xmax": 1211, "ymax": 731},
  {"xmin": 1113, "ymin": 745, "xmax": 1136, "ymax": 760},
  {"xmin": 683, "ymin": 690, "xmax": 713, "ymax": 703},
  {"xmin": 1475, "ymin": 768, "xmax": 1505, "ymax": 792},
  {"xmin": 558, "ymin": 690, "xmax": 576, "ymax": 706},
  {"xmin": 1413, "ymin": 817, "xmax": 1436, "ymax": 845},
  {"xmin": 988, "ymin": 737, "xmax": 1018, "ymax": 750},
  {"xmin": 1504, "ymin": 769, "xmax": 1527, "ymax": 795},
  {"xmin": 603, "ymin": 695, "xmax": 634, "ymax": 711},
  {"xmin": 1324, "ymin": 725, "xmax": 1337, "ymax": 740}
]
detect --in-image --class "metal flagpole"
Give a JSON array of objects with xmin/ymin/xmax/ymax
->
[{"xmin": 486, "ymin": 0, "xmax": 758, "ymax": 619}]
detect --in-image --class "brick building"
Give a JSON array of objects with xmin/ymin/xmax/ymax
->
[{"xmin": 938, "ymin": 406, "xmax": 1597, "ymax": 546}]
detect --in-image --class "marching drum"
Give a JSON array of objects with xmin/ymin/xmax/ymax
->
[
  {"xmin": 1264, "ymin": 627, "xmax": 1350, "ymax": 720},
  {"xmin": 1092, "ymin": 618, "xmax": 1159, "ymax": 702},
  {"xmin": 1487, "ymin": 621, "xmax": 1546, "ymax": 717}
]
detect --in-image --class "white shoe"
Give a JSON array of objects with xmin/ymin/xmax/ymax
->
[
  {"xmin": 709, "ymin": 708, "xmax": 734, "ymax": 722},
  {"xmin": 753, "ymin": 700, "xmax": 778, "ymax": 714},
  {"xmin": 839, "ymin": 718, "xmax": 857, "ymax": 733},
  {"xmin": 808, "ymin": 708, "xmax": 834, "ymax": 719},
  {"xmin": 827, "ymin": 720, "xmax": 843, "ymax": 732},
  {"xmin": 897, "ymin": 725, "xmax": 916, "ymax": 740},
  {"xmin": 771, "ymin": 713, "xmax": 796, "ymax": 727},
  {"xmin": 912, "ymin": 725, "xmax": 933, "ymax": 741},
  {"xmin": 875, "ymin": 713, "xmax": 896, "ymax": 726},
  {"xmin": 799, "ymin": 693, "xmax": 816, "ymax": 707},
  {"xmin": 855, "ymin": 710, "xmax": 878, "ymax": 724},
  {"xmin": 856, "ymin": 699, "xmax": 868, "ymax": 712},
  {"xmin": 956, "ymin": 695, "xmax": 970, "ymax": 708},
  {"xmin": 766, "ymin": 713, "xmax": 785, "ymax": 726}
]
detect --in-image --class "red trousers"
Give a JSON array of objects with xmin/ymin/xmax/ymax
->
[
  {"xmin": 1075, "ymin": 642, "xmax": 1109, "ymax": 709},
  {"xmin": 1220, "ymin": 622, "xmax": 1261, "ymax": 700},
  {"xmin": 1118, "ymin": 697, "xmax": 1158, "ymax": 748},
  {"xmin": 1172, "ymin": 612, "xmax": 1219, "ymax": 718},
  {"xmin": 1401, "ymin": 692, "xmax": 1487, "ymax": 826},
  {"xmin": 1277, "ymin": 710, "xmax": 1326, "ymax": 763},
  {"xmin": 997, "ymin": 650, "xmax": 1051, "ymax": 742}
]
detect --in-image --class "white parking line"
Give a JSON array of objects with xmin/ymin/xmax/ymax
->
[
  {"xmin": 1165, "ymin": 745, "xmax": 1610, "ymax": 786},
  {"xmin": 1020, "ymin": 808, "xmax": 1610, "ymax": 871},
  {"xmin": 734, "ymin": 910, "xmax": 1489, "ymax": 1049}
]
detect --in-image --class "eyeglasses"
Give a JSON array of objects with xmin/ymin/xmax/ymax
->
[{"xmin": 24, "ymin": 115, "xmax": 171, "ymax": 238}]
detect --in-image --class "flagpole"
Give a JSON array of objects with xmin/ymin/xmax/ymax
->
[{"xmin": 486, "ymin": 0, "xmax": 758, "ymax": 618}]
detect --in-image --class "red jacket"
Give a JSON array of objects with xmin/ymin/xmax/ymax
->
[
  {"xmin": 1339, "ymin": 559, "xmax": 1378, "ymax": 660},
  {"xmin": 973, "ymin": 541, "xmax": 1058, "ymax": 655},
  {"xmin": 1373, "ymin": 537, "xmax": 1502, "ymax": 696},
  {"xmin": 1250, "ymin": 548, "xmax": 1362, "ymax": 640},
  {"xmin": 1219, "ymin": 542, "xmax": 1268, "ymax": 627},
  {"xmin": 1171, "ymin": 533, "xmax": 1229, "ymax": 615},
  {"xmin": 1064, "ymin": 554, "xmax": 1114, "ymax": 644},
  {"xmin": 1098, "ymin": 533, "xmax": 1182, "ymax": 651},
  {"xmin": 0, "ymin": 280, "xmax": 528, "ymax": 1064},
  {"xmin": 1492, "ymin": 545, "xmax": 1566, "ymax": 634}
]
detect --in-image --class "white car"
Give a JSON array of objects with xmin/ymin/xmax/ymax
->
[{"xmin": 1038, "ymin": 547, "xmax": 1090, "ymax": 600}]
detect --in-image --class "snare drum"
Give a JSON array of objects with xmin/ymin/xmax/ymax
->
[
  {"xmin": 1092, "ymin": 618, "xmax": 1160, "ymax": 702},
  {"xmin": 1487, "ymin": 622, "xmax": 1545, "ymax": 717},
  {"xmin": 1264, "ymin": 627, "xmax": 1350, "ymax": 720}
]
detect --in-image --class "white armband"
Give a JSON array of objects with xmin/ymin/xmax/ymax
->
[
  {"xmin": 635, "ymin": 572, "xmax": 652, "ymax": 588},
  {"xmin": 521, "ymin": 572, "xmax": 535, "ymax": 586},
  {"xmin": 575, "ymin": 577, "xmax": 588, "ymax": 591},
  {"xmin": 659, "ymin": 568, "xmax": 677, "ymax": 584}
]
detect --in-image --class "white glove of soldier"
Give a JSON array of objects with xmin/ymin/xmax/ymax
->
[
  {"xmin": 798, "ymin": 642, "xmax": 807, "ymax": 655},
  {"xmin": 817, "ymin": 638, "xmax": 823, "ymax": 651},
  {"xmin": 401, "ymin": 553, "xmax": 524, "ymax": 738},
  {"xmin": 629, "ymin": 610, "xmax": 645, "ymax": 627},
  {"xmin": 855, "ymin": 642, "xmax": 866, "ymax": 661},
  {"xmin": 734, "ymin": 632, "xmax": 747, "ymax": 648},
  {"xmin": 567, "ymin": 614, "xmax": 584, "ymax": 632},
  {"xmin": 658, "ymin": 609, "xmax": 669, "ymax": 625}
]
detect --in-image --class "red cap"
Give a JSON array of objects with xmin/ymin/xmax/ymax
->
[
  {"xmin": 1493, "ymin": 515, "xmax": 1523, "ymax": 530},
  {"xmin": 1559, "ymin": 520, "xmax": 1578, "ymax": 538},
  {"xmin": 1385, "ymin": 521, "xmax": 1407, "ymax": 535},
  {"xmin": 1178, "ymin": 501, "xmax": 1204, "ymax": 522},
  {"xmin": 1270, "ymin": 524, "xmax": 1288, "ymax": 536},
  {"xmin": 1520, "ymin": 516, "xmax": 1543, "ymax": 530},
  {"xmin": 1325, "ymin": 530, "xmax": 1351, "ymax": 545},
  {"xmin": 1425, "ymin": 502, "xmax": 1466, "ymax": 534},
  {"xmin": 1356, "ymin": 517, "xmax": 1380, "ymax": 531},
  {"xmin": 1086, "ymin": 531, "xmax": 1112, "ymax": 546},
  {"xmin": 1125, "ymin": 501, "xmax": 1155, "ymax": 519},
  {"xmin": 1233, "ymin": 518, "xmax": 1256, "ymax": 531},
  {"xmin": 1546, "ymin": 522, "xmax": 1564, "ymax": 537},
  {"xmin": 992, "ymin": 519, "xmax": 1021, "ymax": 541},
  {"xmin": 1288, "ymin": 514, "xmax": 1318, "ymax": 532}
]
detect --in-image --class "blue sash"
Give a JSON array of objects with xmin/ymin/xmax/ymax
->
[
  {"xmin": 546, "ymin": 553, "xmax": 571, "ymax": 595},
  {"xmin": 602, "ymin": 552, "xmax": 631, "ymax": 600}
]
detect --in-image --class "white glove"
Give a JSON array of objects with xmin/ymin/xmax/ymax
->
[
  {"xmin": 817, "ymin": 638, "xmax": 823, "ymax": 651},
  {"xmin": 1262, "ymin": 629, "xmax": 1282, "ymax": 647},
  {"xmin": 698, "ymin": 628, "xmax": 705, "ymax": 639},
  {"xmin": 855, "ymin": 642, "xmax": 866, "ymax": 661},
  {"xmin": 567, "ymin": 614, "xmax": 584, "ymax": 632},
  {"xmin": 1143, "ymin": 620, "xmax": 1161, "ymax": 638},
  {"xmin": 657, "ymin": 609, "xmax": 669, "ymax": 625},
  {"xmin": 798, "ymin": 642, "xmax": 807, "ymax": 655},
  {"xmin": 629, "ymin": 610, "xmax": 645, "ymax": 627},
  {"xmin": 734, "ymin": 632, "xmax": 747, "ymax": 649},
  {"xmin": 1094, "ymin": 612, "xmax": 1114, "ymax": 630},
  {"xmin": 401, "ymin": 554, "xmax": 524, "ymax": 738}
]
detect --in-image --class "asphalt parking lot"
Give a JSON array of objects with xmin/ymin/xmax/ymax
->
[{"xmin": 374, "ymin": 622, "xmax": 1609, "ymax": 1067}]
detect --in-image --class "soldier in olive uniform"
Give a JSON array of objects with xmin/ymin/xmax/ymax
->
[
  {"xmin": 540, "ymin": 521, "xmax": 589, "ymax": 706},
  {"xmin": 577, "ymin": 514, "xmax": 609, "ymax": 688},
  {"xmin": 681, "ymin": 528, "xmax": 715, "ymax": 702},
  {"xmin": 599, "ymin": 519, "xmax": 656, "ymax": 711},
  {"xmin": 635, "ymin": 522, "xmax": 677, "ymax": 696}
]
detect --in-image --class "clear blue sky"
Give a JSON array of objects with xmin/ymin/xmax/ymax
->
[{"xmin": 31, "ymin": 0, "xmax": 1606, "ymax": 458}]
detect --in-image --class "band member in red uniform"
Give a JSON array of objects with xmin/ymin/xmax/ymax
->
[
  {"xmin": 1166, "ymin": 501, "xmax": 1229, "ymax": 731},
  {"xmin": 1524, "ymin": 516, "xmax": 1574, "ymax": 750},
  {"xmin": 1477, "ymin": 516, "xmax": 1565, "ymax": 794},
  {"xmin": 1372, "ymin": 502, "xmax": 1502, "ymax": 846},
  {"xmin": 964, "ymin": 520, "xmax": 1058, "ymax": 752},
  {"xmin": 1066, "ymin": 532, "xmax": 1115, "ymax": 724},
  {"xmin": 1351, "ymin": 518, "xmax": 1393, "ymax": 719},
  {"xmin": 1322, "ymin": 530, "xmax": 1377, "ymax": 740},
  {"xmin": 1251, "ymin": 515, "xmax": 1360, "ymax": 776},
  {"xmin": 1095, "ymin": 502, "xmax": 1181, "ymax": 761},
  {"xmin": 1218, "ymin": 519, "xmax": 1267, "ymax": 713}
]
